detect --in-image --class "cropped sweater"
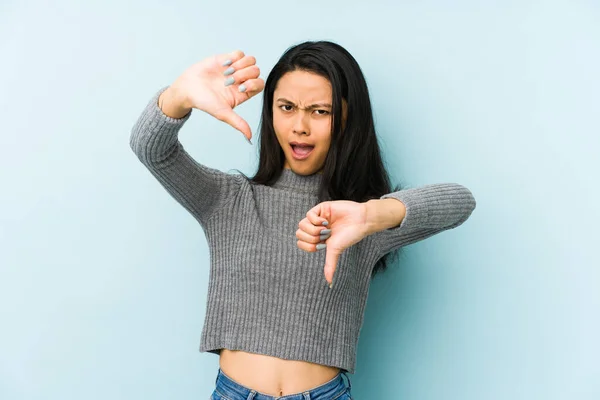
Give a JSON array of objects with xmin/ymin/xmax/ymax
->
[{"xmin": 129, "ymin": 87, "xmax": 477, "ymax": 374}]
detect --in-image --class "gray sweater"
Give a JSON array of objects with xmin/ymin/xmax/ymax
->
[{"xmin": 129, "ymin": 87, "xmax": 477, "ymax": 374}]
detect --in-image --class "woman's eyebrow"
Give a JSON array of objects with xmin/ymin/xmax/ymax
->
[{"xmin": 276, "ymin": 98, "xmax": 332, "ymax": 109}]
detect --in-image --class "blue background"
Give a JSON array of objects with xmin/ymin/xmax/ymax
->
[{"xmin": 1, "ymin": 0, "xmax": 598, "ymax": 399}]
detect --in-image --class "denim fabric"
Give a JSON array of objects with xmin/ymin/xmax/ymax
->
[{"xmin": 209, "ymin": 368, "xmax": 353, "ymax": 400}]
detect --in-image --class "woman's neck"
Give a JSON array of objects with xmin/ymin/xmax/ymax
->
[{"xmin": 272, "ymin": 168, "xmax": 322, "ymax": 195}]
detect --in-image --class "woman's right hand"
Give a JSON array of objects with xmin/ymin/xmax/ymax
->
[{"xmin": 160, "ymin": 50, "xmax": 265, "ymax": 142}]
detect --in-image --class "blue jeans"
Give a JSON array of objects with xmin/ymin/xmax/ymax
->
[{"xmin": 210, "ymin": 368, "xmax": 353, "ymax": 400}]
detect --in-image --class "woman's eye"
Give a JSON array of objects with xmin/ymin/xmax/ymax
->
[
  {"xmin": 315, "ymin": 110, "xmax": 330, "ymax": 115},
  {"xmin": 280, "ymin": 105, "xmax": 293, "ymax": 112}
]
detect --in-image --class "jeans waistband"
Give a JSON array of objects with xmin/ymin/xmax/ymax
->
[{"xmin": 214, "ymin": 368, "xmax": 351, "ymax": 400}]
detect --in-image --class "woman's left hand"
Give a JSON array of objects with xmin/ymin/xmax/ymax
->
[{"xmin": 296, "ymin": 200, "xmax": 369, "ymax": 287}]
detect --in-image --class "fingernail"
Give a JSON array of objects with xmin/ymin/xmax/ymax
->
[
  {"xmin": 321, "ymin": 221, "xmax": 329, "ymax": 226},
  {"xmin": 319, "ymin": 234, "xmax": 330, "ymax": 241},
  {"xmin": 224, "ymin": 77, "xmax": 235, "ymax": 86},
  {"xmin": 320, "ymin": 229, "xmax": 331, "ymax": 235},
  {"xmin": 245, "ymin": 136, "xmax": 252, "ymax": 145},
  {"xmin": 223, "ymin": 67, "xmax": 235, "ymax": 76},
  {"xmin": 316, "ymin": 243, "xmax": 326, "ymax": 250},
  {"xmin": 329, "ymin": 282, "xmax": 333, "ymax": 289},
  {"xmin": 222, "ymin": 59, "xmax": 233, "ymax": 66},
  {"xmin": 238, "ymin": 84, "xmax": 246, "ymax": 93}
]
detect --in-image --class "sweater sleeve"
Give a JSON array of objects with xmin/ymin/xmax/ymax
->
[
  {"xmin": 129, "ymin": 86, "xmax": 244, "ymax": 226},
  {"xmin": 371, "ymin": 183, "xmax": 477, "ymax": 256}
]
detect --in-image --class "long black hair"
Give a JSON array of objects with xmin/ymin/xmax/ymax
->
[{"xmin": 250, "ymin": 40, "xmax": 403, "ymax": 277}]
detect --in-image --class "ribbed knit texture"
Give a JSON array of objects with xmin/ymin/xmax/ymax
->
[{"xmin": 129, "ymin": 87, "xmax": 477, "ymax": 374}]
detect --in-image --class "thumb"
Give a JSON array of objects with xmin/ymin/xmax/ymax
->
[
  {"xmin": 216, "ymin": 108, "xmax": 252, "ymax": 143},
  {"xmin": 324, "ymin": 248, "xmax": 340, "ymax": 288}
]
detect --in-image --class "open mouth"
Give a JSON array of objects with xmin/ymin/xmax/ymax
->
[{"xmin": 290, "ymin": 144, "xmax": 315, "ymax": 160}]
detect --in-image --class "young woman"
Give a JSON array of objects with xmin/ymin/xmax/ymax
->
[{"xmin": 130, "ymin": 40, "xmax": 476, "ymax": 400}]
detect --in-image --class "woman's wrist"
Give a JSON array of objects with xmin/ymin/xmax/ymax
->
[
  {"xmin": 364, "ymin": 198, "xmax": 407, "ymax": 236},
  {"xmin": 158, "ymin": 86, "xmax": 192, "ymax": 119}
]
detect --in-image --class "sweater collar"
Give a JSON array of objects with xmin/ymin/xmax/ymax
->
[{"xmin": 272, "ymin": 168, "xmax": 322, "ymax": 195}]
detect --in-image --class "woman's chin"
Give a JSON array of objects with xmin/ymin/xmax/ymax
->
[
  {"xmin": 284, "ymin": 163, "xmax": 318, "ymax": 176},
  {"xmin": 284, "ymin": 156, "xmax": 325, "ymax": 175}
]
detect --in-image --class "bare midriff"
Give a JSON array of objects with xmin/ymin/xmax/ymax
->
[{"xmin": 219, "ymin": 349, "xmax": 341, "ymax": 397}]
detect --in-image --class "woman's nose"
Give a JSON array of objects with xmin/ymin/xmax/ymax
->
[{"xmin": 292, "ymin": 112, "xmax": 310, "ymax": 135}]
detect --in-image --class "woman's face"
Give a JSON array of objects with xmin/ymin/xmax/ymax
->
[{"xmin": 272, "ymin": 70, "xmax": 337, "ymax": 176}]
